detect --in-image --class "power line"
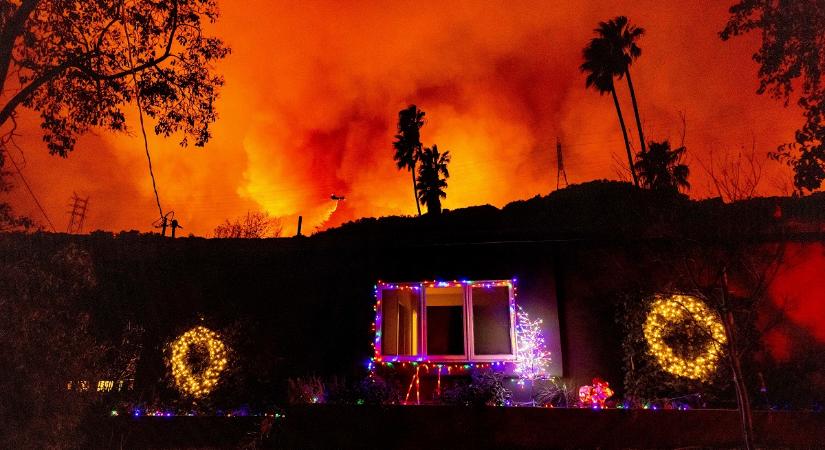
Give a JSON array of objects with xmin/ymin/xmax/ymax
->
[
  {"xmin": 122, "ymin": 11, "xmax": 164, "ymax": 223},
  {"xmin": 3, "ymin": 145, "xmax": 56, "ymax": 232}
]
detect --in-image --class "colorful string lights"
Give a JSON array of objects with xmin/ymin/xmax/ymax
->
[
  {"xmin": 370, "ymin": 280, "xmax": 556, "ymax": 396},
  {"xmin": 372, "ymin": 279, "xmax": 517, "ymax": 365},
  {"xmin": 169, "ymin": 326, "xmax": 229, "ymax": 397},
  {"xmin": 370, "ymin": 280, "xmax": 520, "ymax": 403},
  {"xmin": 643, "ymin": 294, "xmax": 727, "ymax": 380}
]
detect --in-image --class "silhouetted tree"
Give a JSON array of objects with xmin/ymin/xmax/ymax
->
[
  {"xmin": 0, "ymin": 1, "xmax": 229, "ymax": 157},
  {"xmin": 0, "ymin": 152, "xmax": 32, "ymax": 231},
  {"xmin": 618, "ymin": 240, "xmax": 785, "ymax": 450},
  {"xmin": 597, "ymin": 16, "xmax": 647, "ymax": 155},
  {"xmin": 213, "ymin": 211, "xmax": 283, "ymax": 238},
  {"xmin": 582, "ymin": 38, "xmax": 638, "ymax": 187},
  {"xmin": 0, "ymin": 243, "xmax": 110, "ymax": 448},
  {"xmin": 679, "ymin": 244, "xmax": 784, "ymax": 450},
  {"xmin": 634, "ymin": 140, "xmax": 690, "ymax": 193},
  {"xmin": 698, "ymin": 141, "xmax": 763, "ymax": 203},
  {"xmin": 416, "ymin": 145, "xmax": 450, "ymax": 215},
  {"xmin": 393, "ymin": 105, "xmax": 425, "ymax": 216},
  {"xmin": 721, "ymin": 2, "xmax": 825, "ymax": 192}
]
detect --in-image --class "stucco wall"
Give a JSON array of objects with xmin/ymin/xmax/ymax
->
[{"xmin": 3, "ymin": 233, "xmax": 824, "ymax": 403}]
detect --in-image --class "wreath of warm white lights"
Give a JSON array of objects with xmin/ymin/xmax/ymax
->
[
  {"xmin": 169, "ymin": 326, "xmax": 228, "ymax": 397},
  {"xmin": 643, "ymin": 294, "xmax": 727, "ymax": 380}
]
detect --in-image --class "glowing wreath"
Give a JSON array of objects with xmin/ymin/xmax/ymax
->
[
  {"xmin": 643, "ymin": 294, "xmax": 727, "ymax": 380},
  {"xmin": 169, "ymin": 326, "xmax": 228, "ymax": 397}
]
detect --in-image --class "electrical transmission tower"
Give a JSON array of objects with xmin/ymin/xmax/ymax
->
[
  {"xmin": 556, "ymin": 138, "xmax": 568, "ymax": 190},
  {"xmin": 67, "ymin": 192, "xmax": 89, "ymax": 234}
]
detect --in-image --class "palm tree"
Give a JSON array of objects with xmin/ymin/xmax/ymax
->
[
  {"xmin": 416, "ymin": 145, "xmax": 450, "ymax": 215},
  {"xmin": 393, "ymin": 105, "xmax": 426, "ymax": 216},
  {"xmin": 581, "ymin": 38, "xmax": 639, "ymax": 187},
  {"xmin": 633, "ymin": 140, "xmax": 690, "ymax": 192},
  {"xmin": 597, "ymin": 16, "xmax": 647, "ymax": 155}
]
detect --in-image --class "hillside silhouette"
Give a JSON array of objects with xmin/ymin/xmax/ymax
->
[{"xmin": 313, "ymin": 180, "xmax": 825, "ymax": 245}]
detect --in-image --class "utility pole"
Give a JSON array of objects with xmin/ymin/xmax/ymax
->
[
  {"xmin": 66, "ymin": 192, "xmax": 89, "ymax": 234},
  {"xmin": 170, "ymin": 218, "xmax": 182, "ymax": 238},
  {"xmin": 556, "ymin": 138, "xmax": 568, "ymax": 190}
]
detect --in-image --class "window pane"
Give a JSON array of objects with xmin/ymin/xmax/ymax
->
[
  {"xmin": 381, "ymin": 289, "xmax": 420, "ymax": 356},
  {"xmin": 425, "ymin": 286, "xmax": 465, "ymax": 355},
  {"xmin": 472, "ymin": 286, "xmax": 512, "ymax": 355}
]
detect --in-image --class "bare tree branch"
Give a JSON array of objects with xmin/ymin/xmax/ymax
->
[{"xmin": 698, "ymin": 138, "xmax": 763, "ymax": 203}]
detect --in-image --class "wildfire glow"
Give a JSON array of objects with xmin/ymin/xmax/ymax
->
[{"xmin": 6, "ymin": 1, "xmax": 800, "ymax": 235}]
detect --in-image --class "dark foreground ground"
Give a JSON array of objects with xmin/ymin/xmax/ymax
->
[{"xmin": 85, "ymin": 406, "xmax": 825, "ymax": 449}]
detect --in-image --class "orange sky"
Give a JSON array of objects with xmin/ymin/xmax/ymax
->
[{"xmin": 4, "ymin": 0, "xmax": 804, "ymax": 236}]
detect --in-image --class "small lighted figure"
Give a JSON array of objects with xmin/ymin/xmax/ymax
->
[{"xmin": 578, "ymin": 378, "xmax": 614, "ymax": 408}]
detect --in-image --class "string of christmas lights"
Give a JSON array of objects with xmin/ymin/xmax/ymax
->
[
  {"xmin": 643, "ymin": 294, "xmax": 726, "ymax": 380},
  {"xmin": 169, "ymin": 326, "xmax": 229, "ymax": 398},
  {"xmin": 370, "ymin": 279, "xmax": 517, "ymax": 368},
  {"xmin": 372, "ymin": 360, "xmax": 509, "ymax": 369},
  {"xmin": 514, "ymin": 306, "xmax": 551, "ymax": 381},
  {"xmin": 370, "ymin": 279, "xmax": 552, "ymax": 389}
]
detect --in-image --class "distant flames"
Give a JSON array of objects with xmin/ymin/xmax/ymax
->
[{"xmin": 6, "ymin": 0, "xmax": 799, "ymax": 235}]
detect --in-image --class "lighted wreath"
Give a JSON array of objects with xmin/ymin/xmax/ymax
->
[
  {"xmin": 643, "ymin": 294, "xmax": 727, "ymax": 380},
  {"xmin": 169, "ymin": 326, "xmax": 228, "ymax": 397}
]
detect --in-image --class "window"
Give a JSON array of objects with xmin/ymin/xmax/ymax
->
[
  {"xmin": 376, "ymin": 280, "xmax": 516, "ymax": 362},
  {"xmin": 425, "ymin": 286, "xmax": 465, "ymax": 356},
  {"xmin": 471, "ymin": 285, "xmax": 512, "ymax": 356}
]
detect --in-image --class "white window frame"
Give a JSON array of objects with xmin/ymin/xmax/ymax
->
[{"xmin": 376, "ymin": 280, "xmax": 517, "ymax": 363}]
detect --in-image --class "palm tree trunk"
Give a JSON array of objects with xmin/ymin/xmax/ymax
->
[
  {"xmin": 411, "ymin": 165, "xmax": 421, "ymax": 216},
  {"xmin": 625, "ymin": 69, "xmax": 647, "ymax": 155},
  {"xmin": 610, "ymin": 85, "xmax": 639, "ymax": 187},
  {"xmin": 427, "ymin": 197, "xmax": 441, "ymax": 216}
]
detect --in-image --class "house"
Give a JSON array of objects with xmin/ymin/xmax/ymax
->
[{"xmin": 4, "ymin": 182, "xmax": 825, "ymax": 407}]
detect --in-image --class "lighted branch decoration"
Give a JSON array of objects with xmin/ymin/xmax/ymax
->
[
  {"xmin": 643, "ymin": 294, "xmax": 726, "ymax": 381},
  {"xmin": 515, "ymin": 306, "xmax": 551, "ymax": 381},
  {"xmin": 169, "ymin": 326, "xmax": 228, "ymax": 398}
]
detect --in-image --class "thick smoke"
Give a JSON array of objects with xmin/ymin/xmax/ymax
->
[{"xmin": 7, "ymin": 0, "xmax": 801, "ymax": 235}]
